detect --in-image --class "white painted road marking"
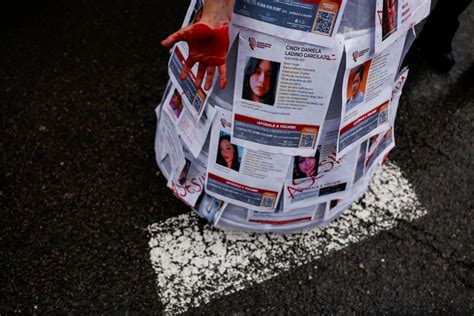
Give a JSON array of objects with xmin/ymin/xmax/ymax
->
[{"xmin": 148, "ymin": 162, "xmax": 426, "ymax": 314}]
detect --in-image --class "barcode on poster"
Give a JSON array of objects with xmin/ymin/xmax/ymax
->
[
  {"xmin": 299, "ymin": 133, "xmax": 316, "ymax": 148},
  {"xmin": 313, "ymin": 10, "xmax": 335, "ymax": 35},
  {"xmin": 260, "ymin": 196, "xmax": 275, "ymax": 208}
]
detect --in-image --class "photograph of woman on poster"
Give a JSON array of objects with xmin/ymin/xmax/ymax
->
[
  {"xmin": 382, "ymin": 0, "xmax": 398, "ymax": 40},
  {"xmin": 293, "ymin": 149, "xmax": 320, "ymax": 180},
  {"xmin": 216, "ymin": 133, "xmax": 241, "ymax": 171},
  {"xmin": 169, "ymin": 90, "xmax": 184, "ymax": 118},
  {"xmin": 242, "ymin": 57, "xmax": 280, "ymax": 106}
]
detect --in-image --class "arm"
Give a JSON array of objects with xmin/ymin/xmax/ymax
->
[{"xmin": 161, "ymin": 0, "xmax": 236, "ymax": 90}]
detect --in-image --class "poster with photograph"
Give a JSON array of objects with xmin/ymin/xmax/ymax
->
[
  {"xmin": 232, "ymin": 29, "xmax": 344, "ymax": 156},
  {"xmin": 206, "ymin": 108, "xmax": 292, "ymax": 211},
  {"xmin": 375, "ymin": 0, "xmax": 430, "ymax": 53},
  {"xmin": 168, "ymin": 43, "xmax": 212, "ymax": 121},
  {"xmin": 162, "ymin": 83, "xmax": 216, "ymax": 158},
  {"xmin": 168, "ymin": 0, "xmax": 240, "ymax": 121},
  {"xmin": 167, "ymin": 162, "xmax": 207, "ymax": 208},
  {"xmin": 337, "ymin": 34, "xmax": 405, "ymax": 157},
  {"xmin": 167, "ymin": 0, "xmax": 209, "ymax": 121},
  {"xmin": 166, "ymin": 140, "xmax": 209, "ymax": 208},
  {"xmin": 283, "ymin": 119, "xmax": 358, "ymax": 211},
  {"xmin": 232, "ymin": 0, "xmax": 347, "ymax": 47}
]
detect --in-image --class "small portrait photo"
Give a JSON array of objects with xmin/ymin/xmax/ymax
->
[
  {"xmin": 169, "ymin": 89, "xmax": 183, "ymax": 119},
  {"xmin": 216, "ymin": 131, "xmax": 242, "ymax": 172},
  {"xmin": 242, "ymin": 57, "xmax": 280, "ymax": 106},
  {"xmin": 346, "ymin": 61, "xmax": 370, "ymax": 113},
  {"xmin": 382, "ymin": 0, "xmax": 398, "ymax": 40},
  {"xmin": 293, "ymin": 149, "xmax": 320, "ymax": 180}
]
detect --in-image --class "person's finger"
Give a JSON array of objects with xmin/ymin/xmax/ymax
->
[
  {"xmin": 204, "ymin": 66, "xmax": 216, "ymax": 90},
  {"xmin": 161, "ymin": 26, "xmax": 191, "ymax": 47},
  {"xmin": 179, "ymin": 58, "xmax": 195, "ymax": 81},
  {"xmin": 195, "ymin": 63, "xmax": 207, "ymax": 88},
  {"xmin": 217, "ymin": 64, "xmax": 227, "ymax": 89}
]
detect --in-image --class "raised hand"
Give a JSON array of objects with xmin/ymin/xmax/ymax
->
[{"xmin": 161, "ymin": 22, "xmax": 230, "ymax": 90}]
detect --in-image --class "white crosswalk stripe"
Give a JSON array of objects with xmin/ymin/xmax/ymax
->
[{"xmin": 148, "ymin": 162, "xmax": 426, "ymax": 314}]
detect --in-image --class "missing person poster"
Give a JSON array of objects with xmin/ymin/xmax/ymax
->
[
  {"xmin": 282, "ymin": 119, "xmax": 358, "ymax": 211},
  {"xmin": 168, "ymin": 162, "xmax": 207, "ymax": 208},
  {"xmin": 337, "ymin": 33, "xmax": 405, "ymax": 157},
  {"xmin": 232, "ymin": 0, "xmax": 347, "ymax": 47},
  {"xmin": 168, "ymin": 43, "xmax": 212, "ymax": 121},
  {"xmin": 205, "ymin": 108, "xmax": 292, "ymax": 211},
  {"xmin": 375, "ymin": 0, "xmax": 430, "ymax": 53},
  {"xmin": 168, "ymin": 0, "xmax": 241, "ymax": 121},
  {"xmin": 166, "ymin": 141, "xmax": 209, "ymax": 208},
  {"xmin": 232, "ymin": 29, "xmax": 344, "ymax": 156},
  {"xmin": 162, "ymin": 83, "xmax": 216, "ymax": 158},
  {"xmin": 167, "ymin": 0, "xmax": 209, "ymax": 121}
]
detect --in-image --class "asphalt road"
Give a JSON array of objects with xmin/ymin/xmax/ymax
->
[{"xmin": 2, "ymin": 0, "xmax": 473, "ymax": 314}]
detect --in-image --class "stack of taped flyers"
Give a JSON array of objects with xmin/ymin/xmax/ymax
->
[{"xmin": 154, "ymin": 0, "xmax": 430, "ymax": 234}]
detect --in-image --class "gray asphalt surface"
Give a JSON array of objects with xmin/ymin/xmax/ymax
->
[{"xmin": 2, "ymin": 0, "xmax": 473, "ymax": 314}]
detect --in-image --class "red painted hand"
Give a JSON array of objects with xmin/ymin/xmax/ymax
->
[{"xmin": 161, "ymin": 23, "xmax": 230, "ymax": 90}]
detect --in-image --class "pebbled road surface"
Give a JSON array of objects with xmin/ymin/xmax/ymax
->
[{"xmin": 2, "ymin": 0, "xmax": 473, "ymax": 314}]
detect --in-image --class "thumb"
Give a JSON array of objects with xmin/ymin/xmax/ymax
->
[{"xmin": 161, "ymin": 27, "xmax": 189, "ymax": 47}]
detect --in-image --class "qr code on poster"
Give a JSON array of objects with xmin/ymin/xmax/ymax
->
[
  {"xmin": 299, "ymin": 133, "xmax": 316, "ymax": 148},
  {"xmin": 378, "ymin": 109, "xmax": 388, "ymax": 124},
  {"xmin": 261, "ymin": 196, "xmax": 275, "ymax": 208},
  {"xmin": 313, "ymin": 10, "xmax": 335, "ymax": 35}
]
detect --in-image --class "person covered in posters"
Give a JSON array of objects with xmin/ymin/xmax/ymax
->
[
  {"xmin": 241, "ymin": 57, "xmax": 280, "ymax": 106},
  {"xmin": 346, "ymin": 64, "xmax": 365, "ymax": 112},
  {"xmin": 161, "ymin": 0, "xmax": 236, "ymax": 90},
  {"xmin": 382, "ymin": 0, "xmax": 397, "ymax": 40}
]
